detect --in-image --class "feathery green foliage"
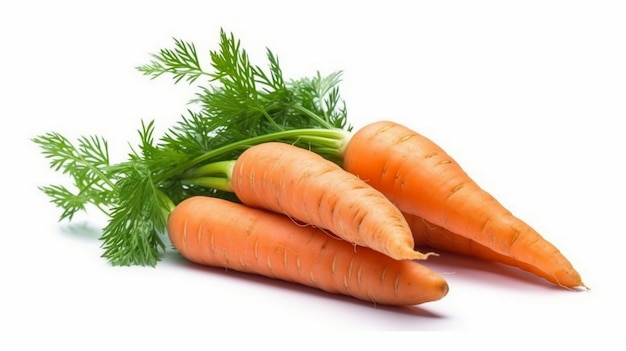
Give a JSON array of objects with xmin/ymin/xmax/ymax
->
[{"xmin": 34, "ymin": 29, "xmax": 352, "ymax": 266}]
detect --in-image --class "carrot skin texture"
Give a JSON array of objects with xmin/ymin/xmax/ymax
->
[
  {"xmin": 230, "ymin": 142, "xmax": 432, "ymax": 261},
  {"xmin": 168, "ymin": 196, "xmax": 449, "ymax": 306},
  {"xmin": 343, "ymin": 120, "xmax": 583, "ymax": 288}
]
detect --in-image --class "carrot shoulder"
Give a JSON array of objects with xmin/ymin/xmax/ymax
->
[
  {"xmin": 230, "ymin": 141, "xmax": 434, "ymax": 261},
  {"xmin": 343, "ymin": 120, "xmax": 583, "ymax": 289},
  {"xmin": 168, "ymin": 196, "xmax": 449, "ymax": 306}
]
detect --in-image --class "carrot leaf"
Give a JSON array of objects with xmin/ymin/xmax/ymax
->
[
  {"xmin": 35, "ymin": 29, "xmax": 354, "ymax": 266},
  {"xmin": 99, "ymin": 161, "xmax": 167, "ymax": 266},
  {"xmin": 136, "ymin": 38, "xmax": 207, "ymax": 84}
]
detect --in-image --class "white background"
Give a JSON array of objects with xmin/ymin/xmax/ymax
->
[{"xmin": 2, "ymin": 0, "xmax": 624, "ymax": 348}]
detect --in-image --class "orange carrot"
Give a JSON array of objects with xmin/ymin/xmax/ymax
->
[
  {"xmin": 343, "ymin": 120, "xmax": 583, "ymax": 288},
  {"xmin": 404, "ymin": 212, "xmax": 567, "ymax": 285},
  {"xmin": 168, "ymin": 196, "xmax": 449, "ymax": 306},
  {"xmin": 227, "ymin": 141, "xmax": 434, "ymax": 261}
]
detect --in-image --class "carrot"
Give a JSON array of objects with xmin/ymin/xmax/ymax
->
[
  {"xmin": 343, "ymin": 120, "xmax": 584, "ymax": 289},
  {"xmin": 168, "ymin": 196, "xmax": 449, "ymax": 306},
  {"xmin": 404, "ymin": 212, "xmax": 569, "ymax": 285},
  {"xmin": 188, "ymin": 141, "xmax": 435, "ymax": 261}
]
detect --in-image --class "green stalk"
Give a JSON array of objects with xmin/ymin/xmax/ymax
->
[
  {"xmin": 289, "ymin": 104, "xmax": 335, "ymax": 130},
  {"xmin": 155, "ymin": 128, "xmax": 350, "ymax": 184},
  {"xmin": 182, "ymin": 176, "xmax": 233, "ymax": 192},
  {"xmin": 181, "ymin": 160, "xmax": 235, "ymax": 192}
]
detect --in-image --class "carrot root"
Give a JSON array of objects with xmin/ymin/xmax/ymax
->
[
  {"xmin": 168, "ymin": 196, "xmax": 449, "ymax": 306},
  {"xmin": 343, "ymin": 120, "xmax": 584, "ymax": 289},
  {"xmin": 405, "ymin": 212, "xmax": 588, "ymax": 288}
]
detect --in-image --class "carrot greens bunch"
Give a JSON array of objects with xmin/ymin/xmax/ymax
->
[{"xmin": 34, "ymin": 30, "xmax": 353, "ymax": 266}]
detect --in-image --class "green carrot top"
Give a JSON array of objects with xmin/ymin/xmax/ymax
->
[{"xmin": 33, "ymin": 29, "xmax": 353, "ymax": 267}]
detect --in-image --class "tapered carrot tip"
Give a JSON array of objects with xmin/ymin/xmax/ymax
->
[
  {"xmin": 407, "ymin": 212, "xmax": 587, "ymax": 289},
  {"xmin": 422, "ymin": 271, "xmax": 449, "ymax": 302},
  {"xmin": 391, "ymin": 237, "xmax": 439, "ymax": 261},
  {"xmin": 395, "ymin": 267, "xmax": 450, "ymax": 305}
]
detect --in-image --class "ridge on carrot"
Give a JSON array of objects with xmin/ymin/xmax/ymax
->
[{"xmin": 169, "ymin": 196, "xmax": 449, "ymax": 306}]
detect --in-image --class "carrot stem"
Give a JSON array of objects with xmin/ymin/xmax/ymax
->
[
  {"xmin": 155, "ymin": 128, "xmax": 350, "ymax": 184},
  {"xmin": 185, "ymin": 160, "xmax": 235, "ymax": 179},
  {"xmin": 182, "ymin": 176, "xmax": 233, "ymax": 192}
]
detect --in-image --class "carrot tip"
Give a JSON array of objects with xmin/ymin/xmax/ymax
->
[{"xmin": 414, "ymin": 251, "xmax": 439, "ymax": 260}]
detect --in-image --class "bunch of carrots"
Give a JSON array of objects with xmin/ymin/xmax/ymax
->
[{"xmin": 34, "ymin": 30, "xmax": 586, "ymax": 307}]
